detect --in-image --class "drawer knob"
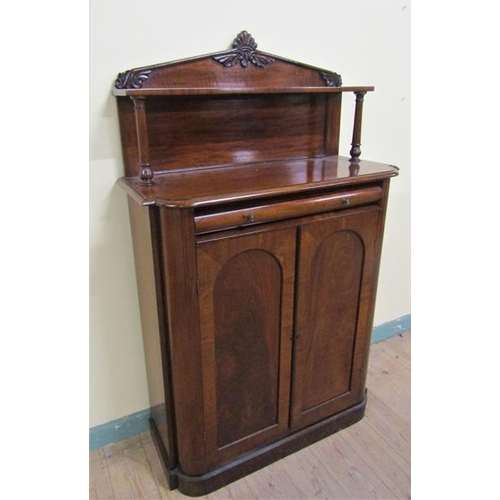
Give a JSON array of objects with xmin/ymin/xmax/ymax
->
[
  {"xmin": 342, "ymin": 197, "xmax": 351, "ymax": 206},
  {"xmin": 245, "ymin": 213, "xmax": 256, "ymax": 222}
]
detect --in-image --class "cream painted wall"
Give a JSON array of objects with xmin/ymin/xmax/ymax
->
[{"xmin": 90, "ymin": 0, "xmax": 410, "ymax": 427}]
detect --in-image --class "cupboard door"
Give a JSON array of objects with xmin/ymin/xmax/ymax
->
[
  {"xmin": 291, "ymin": 206, "xmax": 382, "ymax": 429},
  {"xmin": 197, "ymin": 227, "xmax": 296, "ymax": 468}
]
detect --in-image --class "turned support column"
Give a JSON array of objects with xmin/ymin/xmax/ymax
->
[
  {"xmin": 131, "ymin": 96, "xmax": 154, "ymax": 185},
  {"xmin": 349, "ymin": 91, "xmax": 367, "ymax": 162}
]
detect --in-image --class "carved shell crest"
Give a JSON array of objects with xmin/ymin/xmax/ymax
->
[{"xmin": 213, "ymin": 30, "xmax": 274, "ymax": 68}]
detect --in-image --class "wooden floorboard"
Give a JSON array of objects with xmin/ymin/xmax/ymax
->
[
  {"xmin": 90, "ymin": 448, "xmax": 114, "ymax": 500},
  {"xmin": 103, "ymin": 435, "xmax": 162, "ymax": 500},
  {"xmin": 89, "ymin": 331, "xmax": 411, "ymax": 499},
  {"xmin": 363, "ymin": 392, "xmax": 411, "ymax": 465}
]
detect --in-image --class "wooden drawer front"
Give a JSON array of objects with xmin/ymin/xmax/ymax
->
[{"xmin": 195, "ymin": 186, "xmax": 382, "ymax": 233}]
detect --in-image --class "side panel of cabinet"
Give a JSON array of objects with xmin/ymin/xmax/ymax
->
[
  {"xmin": 197, "ymin": 228, "xmax": 296, "ymax": 469},
  {"xmin": 127, "ymin": 200, "xmax": 177, "ymax": 469},
  {"xmin": 291, "ymin": 206, "xmax": 382, "ymax": 429}
]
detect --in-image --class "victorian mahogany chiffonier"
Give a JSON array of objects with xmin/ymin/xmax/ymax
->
[{"xmin": 113, "ymin": 31, "xmax": 398, "ymax": 496}]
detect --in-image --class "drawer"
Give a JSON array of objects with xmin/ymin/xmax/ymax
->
[{"xmin": 195, "ymin": 186, "xmax": 383, "ymax": 233}]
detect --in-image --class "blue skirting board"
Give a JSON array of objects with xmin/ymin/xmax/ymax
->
[
  {"xmin": 89, "ymin": 314, "xmax": 411, "ymax": 451},
  {"xmin": 89, "ymin": 408, "xmax": 151, "ymax": 452},
  {"xmin": 371, "ymin": 313, "xmax": 411, "ymax": 344}
]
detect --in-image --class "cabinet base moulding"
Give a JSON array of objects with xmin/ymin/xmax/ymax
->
[{"xmin": 151, "ymin": 393, "xmax": 367, "ymax": 497}]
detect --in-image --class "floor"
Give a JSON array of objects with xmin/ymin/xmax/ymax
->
[{"xmin": 90, "ymin": 331, "xmax": 410, "ymax": 499}]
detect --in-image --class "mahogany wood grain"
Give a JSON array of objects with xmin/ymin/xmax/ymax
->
[
  {"xmin": 117, "ymin": 156, "xmax": 397, "ymax": 208},
  {"xmin": 148, "ymin": 206, "xmax": 178, "ymax": 470},
  {"xmin": 126, "ymin": 200, "xmax": 176, "ymax": 468},
  {"xmin": 116, "ymin": 97, "xmax": 139, "ymax": 177},
  {"xmin": 196, "ymin": 228, "xmax": 296, "ymax": 468},
  {"xmin": 114, "ymin": 56, "xmax": 334, "ymax": 94},
  {"xmin": 291, "ymin": 206, "xmax": 382, "ymax": 429},
  {"xmin": 194, "ymin": 185, "xmax": 383, "ymax": 234},
  {"xmin": 113, "ymin": 29, "xmax": 357, "ymax": 97},
  {"xmin": 324, "ymin": 93, "xmax": 342, "ymax": 156},
  {"xmin": 158, "ymin": 207, "xmax": 206, "ymax": 477},
  {"xmin": 302, "ymin": 231, "xmax": 363, "ymax": 407},
  {"xmin": 145, "ymin": 94, "xmax": 326, "ymax": 172},
  {"xmin": 353, "ymin": 178, "xmax": 393, "ymax": 399},
  {"xmin": 214, "ymin": 250, "xmax": 281, "ymax": 446}
]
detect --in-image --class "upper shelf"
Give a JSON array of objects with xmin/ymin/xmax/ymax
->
[
  {"xmin": 112, "ymin": 31, "xmax": 372, "ymax": 97},
  {"xmin": 116, "ymin": 86, "xmax": 374, "ymax": 97}
]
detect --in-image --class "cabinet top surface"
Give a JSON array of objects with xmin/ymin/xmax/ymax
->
[{"xmin": 119, "ymin": 155, "xmax": 398, "ymax": 208}]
